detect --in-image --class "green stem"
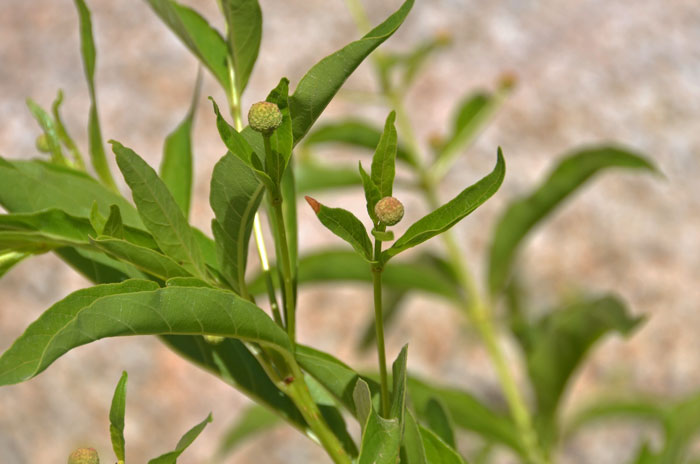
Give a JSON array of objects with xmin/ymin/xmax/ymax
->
[{"xmin": 372, "ymin": 232, "xmax": 391, "ymax": 418}]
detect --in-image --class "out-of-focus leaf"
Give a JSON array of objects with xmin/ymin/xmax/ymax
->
[
  {"xmin": 109, "ymin": 371, "xmax": 128, "ymax": 463},
  {"xmin": 51, "ymin": 90, "xmax": 85, "ymax": 169},
  {"xmin": 0, "ymin": 251, "xmax": 29, "ymax": 278},
  {"xmin": 74, "ymin": 0, "xmax": 116, "ymax": 189},
  {"xmin": 219, "ymin": 0, "xmax": 261, "ymax": 93},
  {"xmin": 488, "ymin": 146, "xmax": 657, "ymax": 295},
  {"xmin": 289, "ymin": 0, "xmax": 414, "ymax": 143},
  {"xmin": 0, "ymin": 282, "xmax": 293, "ymax": 386},
  {"xmin": 305, "ymin": 198, "xmax": 372, "ymax": 261},
  {"xmin": 408, "ymin": 377, "xmax": 523, "ymax": 455},
  {"xmin": 384, "ymin": 149, "xmax": 505, "ymax": 260},
  {"xmin": 216, "ymin": 405, "xmax": 280, "ymax": 459},
  {"xmin": 160, "ymin": 70, "xmax": 201, "ymax": 217},
  {"xmin": 370, "ymin": 112, "xmax": 398, "ymax": 199},
  {"xmin": 525, "ymin": 296, "xmax": 643, "ymax": 446},
  {"xmin": 146, "ymin": 0, "xmax": 230, "ymax": 93},
  {"xmin": 26, "ymin": 98, "xmax": 66, "ymax": 165},
  {"xmin": 303, "ymin": 119, "xmax": 414, "ymax": 166},
  {"xmin": 295, "ymin": 160, "xmax": 361, "ymax": 193},
  {"xmin": 148, "ymin": 413, "xmax": 212, "ymax": 464},
  {"xmin": 210, "ymin": 152, "xmax": 264, "ymax": 294},
  {"xmin": 564, "ymin": 397, "xmax": 665, "ymax": 440},
  {"xmin": 425, "ymin": 397, "xmax": 456, "ymax": 448},
  {"xmin": 249, "ymin": 249, "xmax": 460, "ymax": 301},
  {"xmin": 659, "ymin": 393, "xmax": 700, "ymax": 464},
  {"xmin": 113, "ymin": 141, "xmax": 206, "ymax": 278}
]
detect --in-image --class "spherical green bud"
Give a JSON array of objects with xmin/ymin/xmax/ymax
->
[
  {"xmin": 36, "ymin": 134, "xmax": 51, "ymax": 153},
  {"xmin": 67, "ymin": 447, "xmax": 99, "ymax": 464},
  {"xmin": 374, "ymin": 196, "xmax": 404, "ymax": 226},
  {"xmin": 248, "ymin": 101, "xmax": 282, "ymax": 134}
]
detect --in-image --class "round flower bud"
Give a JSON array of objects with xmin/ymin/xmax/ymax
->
[
  {"xmin": 67, "ymin": 447, "xmax": 99, "ymax": 464},
  {"xmin": 36, "ymin": 134, "xmax": 51, "ymax": 153},
  {"xmin": 248, "ymin": 101, "xmax": 282, "ymax": 134},
  {"xmin": 374, "ymin": 196, "xmax": 404, "ymax": 226}
]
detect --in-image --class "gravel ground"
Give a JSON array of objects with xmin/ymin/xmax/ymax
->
[{"xmin": 1, "ymin": 0, "xmax": 699, "ymax": 463}]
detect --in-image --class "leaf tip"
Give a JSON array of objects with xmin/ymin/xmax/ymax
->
[{"xmin": 304, "ymin": 196, "xmax": 321, "ymax": 214}]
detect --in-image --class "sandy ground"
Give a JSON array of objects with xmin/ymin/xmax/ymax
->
[{"xmin": 1, "ymin": 0, "xmax": 699, "ymax": 463}]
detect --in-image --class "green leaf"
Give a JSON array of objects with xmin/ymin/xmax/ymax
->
[
  {"xmin": 216, "ymin": 404, "xmax": 280, "ymax": 459},
  {"xmin": 488, "ymin": 145, "xmax": 657, "ymax": 295},
  {"xmin": 112, "ymin": 141, "xmax": 205, "ymax": 278},
  {"xmin": 385, "ymin": 149, "xmax": 505, "ymax": 260},
  {"xmin": 0, "ymin": 251, "xmax": 29, "ymax": 278},
  {"xmin": 305, "ymin": 198, "xmax": 372, "ymax": 261},
  {"xmin": 103, "ymin": 204, "xmax": 125, "ymax": 239},
  {"xmin": 109, "ymin": 371, "xmax": 128, "ymax": 463},
  {"xmin": 74, "ymin": 0, "xmax": 116, "ymax": 189},
  {"xmin": 359, "ymin": 162, "xmax": 381, "ymax": 222},
  {"xmin": 390, "ymin": 344, "xmax": 408, "ymax": 425},
  {"xmin": 425, "ymin": 397, "xmax": 456, "ymax": 448},
  {"xmin": 90, "ymin": 236, "xmax": 191, "ymax": 281},
  {"xmin": 402, "ymin": 410, "xmax": 428, "ymax": 464},
  {"xmin": 370, "ymin": 112, "xmax": 398, "ymax": 198},
  {"xmin": 295, "ymin": 160, "xmax": 361, "ymax": 193},
  {"xmin": 303, "ymin": 119, "xmax": 414, "ymax": 166},
  {"xmin": 26, "ymin": 98, "xmax": 66, "ymax": 165},
  {"xmin": 267, "ymin": 78, "xmax": 293, "ymax": 172},
  {"xmin": 0, "ymin": 159, "xmax": 142, "ymax": 227},
  {"xmin": 220, "ymin": 0, "xmax": 262, "ymax": 94},
  {"xmin": 148, "ymin": 412, "xmax": 212, "ymax": 464},
  {"xmin": 160, "ymin": 70, "xmax": 201, "ymax": 217},
  {"xmin": 249, "ymin": 249, "xmax": 461, "ymax": 302},
  {"xmin": 525, "ymin": 296, "xmax": 643, "ymax": 444},
  {"xmin": 0, "ymin": 281, "xmax": 293, "ymax": 386},
  {"xmin": 419, "ymin": 424, "xmax": 467, "ymax": 464},
  {"xmin": 146, "ymin": 0, "xmax": 230, "ymax": 93},
  {"xmin": 564, "ymin": 397, "xmax": 666, "ymax": 440},
  {"xmin": 407, "ymin": 376, "xmax": 523, "ymax": 455},
  {"xmin": 306, "ymin": 375, "xmax": 359, "ymax": 457},
  {"xmin": 355, "ymin": 379, "xmax": 402, "ymax": 464},
  {"xmin": 56, "ymin": 247, "xmax": 143, "ymax": 283},
  {"xmin": 289, "ymin": 0, "xmax": 414, "ymax": 143},
  {"xmin": 659, "ymin": 393, "xmax": 700, "ymax": 464},
  {"xmin": 51, "ymin": 90, "xmax": 85, "ymax": 169},
  {"xmin": 210, "ymin": 153, "xmax": 264, "ymax": 293}
]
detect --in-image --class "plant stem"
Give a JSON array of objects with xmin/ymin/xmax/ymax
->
[
  {"xmin": 270, "ymin": 179, "xmax": 296, "ymax": 348},
  {"xmin": 372, "ymin": 232, "xmax": 391, "ymax": 418}
]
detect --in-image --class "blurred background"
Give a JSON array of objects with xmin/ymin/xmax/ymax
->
[{"xmin": 1, "ymin": 0, "xmax": 699, "ymax": 462}]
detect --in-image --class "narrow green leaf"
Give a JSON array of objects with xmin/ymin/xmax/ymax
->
[
  {"xmin": 148, "ymin": 412, "xmax": 212, "ymax": 464},
  {"xmin": 390, "ymin": 344, "xmax": 408, "ymax": 425},
  {"xmin": 103, "ymin": 205, "xmax": 125, "ymax": 239},
  {"xmin": 52, "ymin": 90, "xmax": 85, "ymax": 169},
  {"xmin": 0, "ymin": 282, "xmax": 293, "ymax": 386},
  {"xmin": 359, "ymin": 162, "xmax": 381, "ymax": 222},
  {"xmin": 26, "ymin": 98, "xmax": 66, "ymax": 164},
  {"xmin": 419, "ymin": 424, "xmax": 467, "ymax": 464},
  {"xmin": 90, "ymin": 236, "xmax": 191, "ymax": 281},
  {"xmin": 56, "ymin": 247, "xmax": 143, "ymax": 283},
  {"xmin": 249, "ymin": 249, "xmax": 461, "ymax": 302},
  {"xmin": 525, "ymin": 295, "xmax": 643, "ymax": 444},
  {"xmin": 488, "ymin": 145, "xmax": 657, "ymax": 295},
  {"xmin": 109, "ymin": 371, "xmax": 128, "ymax": 463},
  {"xmin": 295, "ymin": 160, "xmax": 361, "ymax": 193},
  {"xmin": 267, "ymin": 78, "xmax": 293, "ymax": 170},
  {"xmin": 210, "ymin": 152, "xmax": 265, "ymax": 293},
  {"xmin": 160, "ymin": 70, "xmax": 201, "ymax": 217},
  {"xmin": 303, "ymin": 119, "xmax": 414, "ymax": 166},
  {"xmin": 385, "ymin": 149, "xmax": 505, "ymax": 260},
  {"xmin": 370, "ymin": 111, "xmax": 398, "ymax": 198},
  {"xmin": 425, "ymin": 397, "xmax": 456, "ymax": 448},
  {"xmin": 112, "ymin": 141, "xmax": 205, "ymax": 277},
  {"xmin": 408, "ymin": 376, "xmax": 523, "ymax": 455},
  {"xmin": 658, "ymin": 393, "xmax": 700, "ymax": 464},
  {"xmin": 305, "ymin": 197, "xmax": 372, "ymax": 261},
  {"xmin": 0, "ymin": 159, "xmax": 142, "ymax": 228},
  {"xmin": 289, "ymin": 0, "xmax": 414, "ymax": 143},
  {"xmin": 356, "ymin": 379, "xmax": 402, "ymax": 464},
  {"xmin": 90, "ymin": 202, "xmax": 106, "ymax": 234},
  {"xmin": 146, "ymin": 0, "xmax": 230, "ymax": 92},
  {"xmin": 307, "ymin": 375, "xmax": 359, "ymax": 457},
  {"xmin": 402, "ymin": 410, "xmax": 428, "ymax": 464},
  {"xmin": 209, "ymin": 98, "xmax": 257, "ymax": 166},
  {"xmin": 217, "ymin": 405, "xmax": 280, "ymax": 459},
  {"xmin": 220, "ymin": 0, "xmax": 262, "ymax": 93},
  {"xmin": 74, "ymin": 0, "xmax": 116, "ymax": 189}
]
